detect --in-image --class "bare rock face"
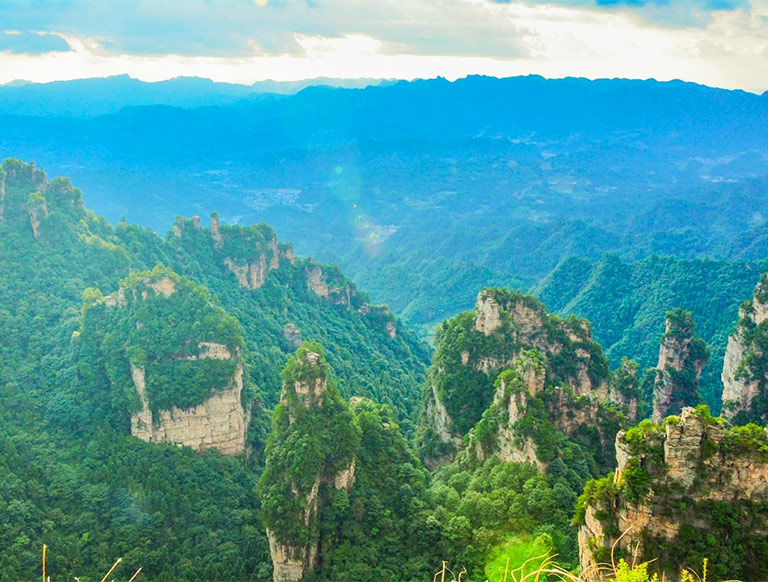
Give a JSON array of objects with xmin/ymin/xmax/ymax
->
[
  {"xmin": 578, "ymin": 407, "xmax": 768, "ymax": 581},
  {"xmin": 283, "ymin": 323, "xmax": 302, "ymax": 348},
  {"xmin": 721, "ymin": 274, "xmax": 768, "ymax": 422},
  {"xmin": 224, "ymin": 255, "xmax": 270, "ymax": 290},
  {"xmin": 306, "ymin": 264, "xmax": 353, "ymax": 306},
  {"xmin": 467, "ymin": 350, "xmax": 619, "ymax": 471},
  {"xmin": 210, "ymin": 212, "xmax": 222, "ymax": 246},
  {"xmin": 471, "ymin": 290, "xmax": 608, "ymax": 395},
  {"xmin": 652, "ymin": 310, "xmax": 709, "ymax": 423},
  {"xmin": 474, "ymin": 291, "xmax": 506, "ymax": 335},
  {"xmin": 284, "ymin": 350, "xmax": 330, "ymax": 415},
  {"xmin": 608, "ymin": 359, "xmax": 639, "ymax": 422},
  {"xmin": 422, "ymin": 381, "xmax": 464, "ymax": 469},
  {"xmin": 96, "ymin": 270, "xmax": 250, "ymax": 456},
  {"xmin": 483, "ymin": 354, "xmax": 548, "ymax": 470},
  {"xmin": 130, "ymin": 347, "xmax": 248, "ymax": 455},
  {"xmin": 266, "ymin": 457, "xmax": 356, "ymax": 582},
  {"xmin": 265, "ymin": 346, "xmax": 358, "ymax": 582},
  {"xmin": 420, "ymin": 288, "xmax": 624, "ymax": 467},
  {"xmin": 267, "ymin": 530, "xmax": 308, "ymax": 582},
  {"xmin": 28, "ymin": 196, "xmax": 47, "ymax": 240}
]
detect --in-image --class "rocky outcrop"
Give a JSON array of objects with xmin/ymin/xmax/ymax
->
[
  {"xmin": 283, "ymin": 323, "xmax": 302, "ymax": 348},
  {"xmin": 224, "ymin": 255, "xmax": 270, "ymax": 290},
  {"xmin": 468, "ymin": 350, "xmax": 620, "ymax": 471},
  {"xmin": 578, "ymin": 406, "xmax": 768, "ymax": 581},
  {"xmin": 472, "ymin": 290, "xmax": 608, "ymax": 397},
  {"xmin": 28, "ymin": 195, "xmax": 47, "ymax": 239},
  {"xmin": 721, "ymin": 273, "xmax": 768, "ymax": 423},
  {"xmin": 92, "ymin": 268, "xmax": 250, "ymax": 456},
  {"xmin": 283, "ymin": 350, "xmax": 329, "ymax": 411},
  {"xmin": 420, "ymin": 288, "xmax": 623, "ymax": 465},
  {"xmin": 130, "ymin": 346, "xmax": 248, "ymax": 455},
  {"xmin": 652, "ymin": 310, "xmax": 709, "ymax": 423},
  {"xmin": 267, "ymin": 451, "xmax": 357, "ymax": 582},
  {"xmin": 263, "ymin": 346, "xmax": 359, "ymax": 582},
  {"xmin": 608, "ymin": 359, "xmax": 639, "ymax": 422},
  {"xmin": 306, "ymin": 264, "xmax": 353, "ymax": 306},
  {"xmin": 172, "ymin": 214, "xmax": 293, "ymax": 290},
  {"xmin": 210, "ymin": 212, "xmax": 222, "ymax": 246},
  {"xmin": 471, "ymin": 353, "xmax": 547, "ymax": 470}
]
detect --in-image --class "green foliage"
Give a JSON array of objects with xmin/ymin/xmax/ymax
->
[
  {"xmin": 0, "ymin": 160, "xmax": 428, "ymax": 580},
  {"xmin": 620, "ymin": 458, "xmax": 651, "ymax": 504},
  {"xmin": 79, "ymin": 266, "xmax": 246, "ymax": 413},
  {"xmin": 641, "ymin": 500, "xmax": 768, "ymax": 580},
  {"xmin": 721, "ymin": 423, "xmax": 768, "ymax": 461},
  {"xmin": 622, "ymin": 420, "xmax": 664, "ymax": 462},
  {"xmin": 535, "ymin": 254, "xmax": 768, "ymax": 412},
  {"xmin": 417, "ymin": 288, "xmax": 615, "ymax": 461},
  {"xmin": 427, "ymin": 457, "xmax": 587, "ymax": 579},
  {"xmin": 259, "ymin": 347, "xmax": 442, "ymax": 581},
  {"xmin": 484, "ymin": 535, "xmax": 552, "ymax": 582},
  {"xmin": 279, "ymin": 342, "xmax": 330, "ymax": 387},
  {"xmin": 258, "ymin": 345, "xmax": 361, "ymax": 543},
  {"xmin": 613, "ymin": 559, "xmax": 659, "ymax": 582},
  {"xmin": 573, "ymin": 475, "xmax": 618, "ymax": 527}
]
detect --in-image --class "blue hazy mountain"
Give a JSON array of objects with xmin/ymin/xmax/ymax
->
[
  {"xmin": 0, "ymin": 74, "xmax": 389, "ymax": 117},
  {"xmin": 1, "ymin": 74, "xmax": 767, "ymax": 332}
]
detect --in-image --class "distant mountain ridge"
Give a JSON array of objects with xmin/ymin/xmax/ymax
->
[
  {"xmin": 1, "ymin": 74, "xmax": 767, "ymax": 342},
  {"xmin": 0, "ymin": 74, "xmax": 391, "ymax": 117}
]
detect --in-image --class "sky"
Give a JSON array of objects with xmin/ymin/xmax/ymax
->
[{"xmin": 0, "ymin": 0, "xmax": 766, "ymax": 93}]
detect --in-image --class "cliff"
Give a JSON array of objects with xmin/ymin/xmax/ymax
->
[
  {"xmin": 173, "ymin": 213, "xmax": 294, "ymax": 291},
  {"xmin": 577, "ymin": 406, "xmax": 768, "ymax": 581},
  {"xmin": 418, "ymin": 288, "xmax": 637, "ymax": 468},
  {"xmin": 652, "ymin": 309, "xmax": 709, "ymax": 423},
  {"xmin": 170, "ymin": 213, "xmax": 403, "ymax": 344},
  {"xmin": 78, "ymin": 267, "xmax": 251, "ymax": 454},
  {"xmin": 259, "ymin": 344, "xmax": 360, "ymax": 582},
  {"xmin": 721, "ymin": 273, "xmax": 768, "ymax": 423},
  {"xmin": 129, "ymin": 344, "xmax": 247, "ymax": 455}
]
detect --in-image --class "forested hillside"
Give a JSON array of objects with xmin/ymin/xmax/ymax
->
[
  {"xmin": 0, "ymin": 159, "xmax": 427, "ymax": 580},
  {"xmin": 2, "ymin": 157, "xmax": 767, "ymax": 582},
  {"xmin": 534, "ymin": 254, "xmax": 768, "ymax": 411}
]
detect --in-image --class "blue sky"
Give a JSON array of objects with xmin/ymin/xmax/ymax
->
[{"xmin": 0, "ymin": 0, "xmax": 766, "ymax": 92}]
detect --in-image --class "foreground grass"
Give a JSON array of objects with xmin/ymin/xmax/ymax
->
[{"xmin": 484, "ymin": 534, "xmax": 553, "ymax": 582}]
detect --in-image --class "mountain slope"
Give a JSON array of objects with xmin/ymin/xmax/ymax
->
[{"xmin": 534, "ymin": 254, "xmax": 768, "ymax": 411}]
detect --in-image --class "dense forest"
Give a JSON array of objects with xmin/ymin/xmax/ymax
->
[
  {"xmin": 0, "ymin": 159, "xmax": 426, "ymax": 580},
  {"xmin": 2, "ymin": 157, "xmax": 768, "ymax": 582}
]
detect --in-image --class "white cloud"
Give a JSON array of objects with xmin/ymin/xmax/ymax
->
[{"xmin": 0, "ymin": 0, "xmax": 765, "ymax": 93}]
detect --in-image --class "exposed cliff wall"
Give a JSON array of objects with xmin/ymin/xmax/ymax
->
[
  {"xmin": 129, "ymin": 345, "xmax": 248, "ymax": 455},
  {"xmin": 466, "ymin": 349, "xmax": 625, "ymax": 473},
  {"xmin": 471, "ymin": 290, "xmax": 608, "ymax": 396},
  {"xmin": 259, "ymin": 344, "xmax": 360, "ymax": 582},
  {"xmin": 577, "ymin": 406, "xmax": 768, "ymax": 581},
  {"xmin": 652, "ymin": 310, "xmax": 709, "ymax": 423},
  {"xmin": 418, "ymin": 288, "xmax": 635, "ymax": 466},
  {"xmin": 170, "ymin": 214, "xmax": 402, "ymax": 344},
  {"xmin": 722, "ymin": 273, "xmax": 768, "ymax": 423},
  {"xmin": 79, "ymin": 267, "xmax": 250, "ymax": 455}
]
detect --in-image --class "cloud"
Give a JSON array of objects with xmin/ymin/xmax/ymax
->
[
  {"xmin": 0, "ymin": 0, "xmax": 529, "ymax": 58},
  {"xmin": 0, "ymin": 0, "xmax": 765, "ymax": 93},
  {"xmin": 0, "ymin": 31, "xmax": 70, "ymax": 54},
  {"xmin": 492, "ymin": 0, "xmax": 751, "ymax": 27}
]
